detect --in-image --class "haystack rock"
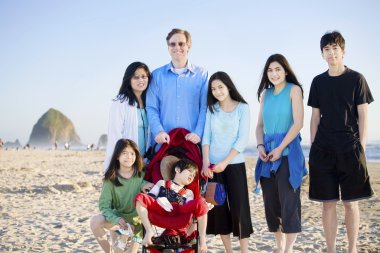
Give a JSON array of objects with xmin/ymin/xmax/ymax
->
[
  {"xmin": 28, "ymin": 108, "xmax": 81, "ymax": 147},
  {"xmin": 97, "ymin": 134, "xmax": 107, "ymax": 150}
]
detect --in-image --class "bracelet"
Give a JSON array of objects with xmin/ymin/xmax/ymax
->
[{"xmin": 256, "ymin": 144, "xmax": 265, "ymax": 149}]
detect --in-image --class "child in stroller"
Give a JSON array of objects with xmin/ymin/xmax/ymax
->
[
  {"xmin": 135, "ymin": 158, "xmax": 208, "ymax": 253},
  {"xmin": 135, "ymin": 128, "xmax": 208, "ymax": 253}
]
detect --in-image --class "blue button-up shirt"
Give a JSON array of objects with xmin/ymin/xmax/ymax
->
[{"xmin": 146, "ymin": 62, "xmax": 208, "ymax": 142}]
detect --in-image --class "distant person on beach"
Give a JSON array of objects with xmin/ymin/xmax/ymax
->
[
  {"xmin": 255, "ymin": 54, "xmax": 307, "ymax": 253},
  {"xmin": 201, "ymin": 71, "xmax": 252, "ymax": 253},
  {"xmin": 146, "ymin": 28, "xmax": 208, "ymax": 146},
  {"xmin": 104, "ymin": 62, "xmax": 151, "ymax": 173},
  {"xmin": 90, "ymin": 139, "xmax": 154, "ymax": 253},
  {"xmin": 308, "ymin": 31, "xmax": 374, "ymax": 253}
]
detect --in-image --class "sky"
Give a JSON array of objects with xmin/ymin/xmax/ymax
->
[{"xmin": 1, "ymin": 0, "xmax": 379, "ymax": 146}]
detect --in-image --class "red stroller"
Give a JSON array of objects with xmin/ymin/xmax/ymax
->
[{"xmin": 142, "ymin": 128, "xmax": 205, "ymax": 253}]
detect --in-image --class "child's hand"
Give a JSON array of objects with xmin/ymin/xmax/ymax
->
[
  {"xmin": 212, "ymin": 161, "xmax": 227, "ymax": 173},
  {"xmin": 141, "ymin": 182, "xmax": 154, "ymax": 193},
  {"xmin": 201, "ymin": 163, "xmax": 213, "ymax": 178},
  {"xmin": 267, "ymin": 147, "xmax": 283, "ymax": 162},
  {"xmin": 118, "ymin": 218, "xmax": 128, "ymax": 230},
  {"xmin": 258, "ymin": 146, "xmax": 269, "ymax": 162},
  {"xmin": 157, "ymin": 197, "xmax": 173, "ymax": 212}
]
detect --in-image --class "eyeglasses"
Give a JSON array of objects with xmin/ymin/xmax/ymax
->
[
  {"xmin": 132, "ymin": 75, "xmax": 148, "ymax": 80},
  {"xmin": 168, "ymin": 42, "xmax": 187, "ymax": 48}
]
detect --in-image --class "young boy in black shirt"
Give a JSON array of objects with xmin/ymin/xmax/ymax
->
[{"xmin": 308, "ymin": 31, "xmax": 374, "ymax": 253}]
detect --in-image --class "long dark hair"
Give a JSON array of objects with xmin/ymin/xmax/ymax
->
[
  {"xmin": 104, "ymin": 139, "xmax": 144, "ymax": 186},
  {"xmin": 116, "ymin": 62, "xmax": 151, "ymax": 107},
  {"xmin": 207, "ymin": 71, "xmax": 247, "ymax": 113},
  {"xmin": 257, "ymin": 54, "xmax": 303, "ymax": 101}
]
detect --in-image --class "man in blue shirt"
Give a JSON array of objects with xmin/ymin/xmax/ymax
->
[{"xmin": 146, "ymin": 28, "xmax": 208, "ymax": 145}]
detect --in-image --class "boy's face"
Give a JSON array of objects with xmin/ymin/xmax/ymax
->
[
  {"xmin": 322, "ymin": 43, "xmax": 345, "ymax": 66},
  {"xmin": 175, "ymin": 168, "xmax": 196, "ymax": 186}
]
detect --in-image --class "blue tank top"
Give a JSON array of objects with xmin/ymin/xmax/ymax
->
[{"xmin": 262, "ymin": 83, "xmax": 293, "ymax": 155}]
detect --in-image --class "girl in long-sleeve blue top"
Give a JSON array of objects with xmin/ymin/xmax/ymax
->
[{"xmin": 202, "ymin": 71, "xmax": 253, "ymax": 253}]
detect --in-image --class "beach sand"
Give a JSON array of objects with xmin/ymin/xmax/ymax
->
[{"xmin": 0, "ymin": 149, "xmax": 379, "ymax": 252}]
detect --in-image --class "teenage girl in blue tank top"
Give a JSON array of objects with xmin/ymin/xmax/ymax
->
[{"xmin": 255, "ymin": 54, "xmax": 307, "ymax": 253}]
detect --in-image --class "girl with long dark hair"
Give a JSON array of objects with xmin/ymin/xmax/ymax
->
[
  {"xmin": 255, "ymin": 54, "xmax": 307, "ymax": 253},
  {"xmin": 91, "ymin": 139, "xmax": 153, "ymax": 253},
  {"xmin": 202, "ymin": 71, "xmax": 253, "ymax": 253}
]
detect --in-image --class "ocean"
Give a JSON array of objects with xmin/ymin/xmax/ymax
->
[{"xmin": 244, "ymin": 142, "xmax": 380, "ymax": 162}]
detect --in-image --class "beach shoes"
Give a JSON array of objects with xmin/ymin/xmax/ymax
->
[{"xmin": 112, "ymin": 223, "xmax": 133, "ymax": 253}]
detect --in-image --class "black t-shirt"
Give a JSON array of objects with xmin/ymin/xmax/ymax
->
[{"xmin": 308, "ymin": 67, "xmax": 374, "ymax": 153}]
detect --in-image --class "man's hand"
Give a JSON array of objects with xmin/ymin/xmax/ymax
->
[
  {"xmin": 185, "ymin": 132, "xmax": 201, "ymax": 144},
  {"xmin": 155, "ymin": 131, "xmax": 170, "ymax": 144}
]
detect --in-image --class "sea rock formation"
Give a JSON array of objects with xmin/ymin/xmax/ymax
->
[{"xmin": 28, "ymin": 108, "xmax": 81, "ymax": 147}]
